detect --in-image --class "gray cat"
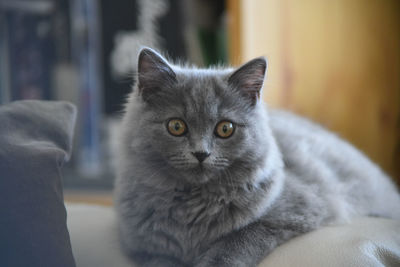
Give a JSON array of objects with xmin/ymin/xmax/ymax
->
[{"xmin": 114, "ymin": 47, "xmax": 400, "ymax": 267}]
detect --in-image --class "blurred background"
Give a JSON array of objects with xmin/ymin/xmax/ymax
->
[{"xmin": 0, "ymin": 0, "xmax": 399, "ymax": 204}]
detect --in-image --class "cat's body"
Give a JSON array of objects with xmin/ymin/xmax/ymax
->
[{"xmin": 115, "ymin": 48, "xmax": 400, "ymax": 267}]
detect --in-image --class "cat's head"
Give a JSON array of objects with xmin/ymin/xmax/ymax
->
[{"xmin": 127, "ymin": 48, "xmax": 274, "ymax": 185}]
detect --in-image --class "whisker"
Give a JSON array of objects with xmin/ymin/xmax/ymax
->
[{"xmin": 169, "ymin": 159, "xmax": 188, "ymax": 163}]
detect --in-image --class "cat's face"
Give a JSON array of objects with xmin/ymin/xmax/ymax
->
[{"xmin": 130, "ymin": 48, "xmax": 270, "ymax": 185}]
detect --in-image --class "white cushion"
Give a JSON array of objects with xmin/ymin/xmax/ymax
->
[
  {"xmin": 259, "ymin": 216, "xmax": 400, "ymax": 267},
  {"xmin": 66, "ymin": 203, "xmax": 400, "ymax": 267},
  {"xmin": 66, "ymin": 204, "xmax": 132, "ymax": 267}
]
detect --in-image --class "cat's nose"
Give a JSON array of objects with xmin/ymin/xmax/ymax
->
[{"xmin": 192, "ymin": 151, "xmax": 210, "ymax": 163}]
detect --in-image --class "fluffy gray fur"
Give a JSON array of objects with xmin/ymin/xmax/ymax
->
[{"xmin": 114, "ymin": 48, "xmax": 400, "ymax": 267}]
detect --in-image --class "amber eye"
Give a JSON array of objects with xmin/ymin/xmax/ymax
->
[
  {"xmin": 215, "ymin": 121, "xmax": 235, "ymax": 138},
  {"xmin": 167, "ymin": 119, "xmax": 187, "ymax": 136}
]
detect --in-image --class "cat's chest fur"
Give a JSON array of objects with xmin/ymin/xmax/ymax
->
[{"xmin": 135, "ymin": 183, "xmax": 261, "ymax": 262}]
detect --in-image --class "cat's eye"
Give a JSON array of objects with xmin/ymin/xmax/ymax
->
[
  {"xmin": 167, "ymin": 119, "xmax": 187, "ymax": 136},
  {"xmin": 215, "ymin": 121, "xmax": 235, "ymax": 138}
]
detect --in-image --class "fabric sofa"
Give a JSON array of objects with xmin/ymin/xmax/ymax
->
[{"xmin": 66, "ymin": 203, "xmax": 400, "ymax": 267}]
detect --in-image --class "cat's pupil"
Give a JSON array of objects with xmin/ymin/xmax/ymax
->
[
  {"xmin": 223, "ymin": 125, "xmax": 228, "ymax": 133},
  {"xmin": 174, "ymin": 123, "xmax": 180, "ymax": 131}
]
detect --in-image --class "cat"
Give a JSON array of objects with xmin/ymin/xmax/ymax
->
[{"xmin": 114, "ymin": 47, "xmax": 400, "ymax": 267}]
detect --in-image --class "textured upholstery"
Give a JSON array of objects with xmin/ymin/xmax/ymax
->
[{"xmin": 67, "ymin": 203, "xmax": 400, "ymax": 267}]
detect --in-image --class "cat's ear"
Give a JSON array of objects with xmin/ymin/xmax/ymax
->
[
  {"xmin": 228, "ymin": 57, "xmax": 267, "ymax": 105},
  {"xmin": 137, "ymin": 48, "xmax": 176, "ymax": 101}
]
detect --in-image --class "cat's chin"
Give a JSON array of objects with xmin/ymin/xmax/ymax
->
[{"xmin": 178, "ymin": 163, "xmax": 217, "ymax": 185}]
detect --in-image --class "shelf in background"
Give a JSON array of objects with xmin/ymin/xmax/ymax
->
[{"xmin": 64, "ymin": 189, "xmax": 113, "ymax": 206}]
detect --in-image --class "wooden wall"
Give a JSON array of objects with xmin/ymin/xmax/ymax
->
[{"xmin": 227, "ymin": 0, "xmax": 400, "ymax": 182}]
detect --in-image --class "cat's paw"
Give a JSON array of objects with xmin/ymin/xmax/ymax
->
[
  {"xmin": 140, "ymin": 256, "xmax": 187, "ymax": 267},
  {"xmin": 130, "ymin": 252, "xmax": 188, "ymax": 267},
  {"xmin": 193, "ymin": 247, "xmax": 247, "ymax": 267}
]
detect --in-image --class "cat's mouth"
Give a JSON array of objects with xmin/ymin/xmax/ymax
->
[
  {"xmin": 172, "ymin": 160, "xmax": 227, "ymax": 172},
  {"xmin": 168, "ymin": 157, "xmax": 229, "ymax": 184},
  {"xmin": 185, "ymin": 162, "xmax": 208, "ymax": 173},
  {"xmin": 167, "ymin": 161, "xmax": 210, "ymax": 182}
]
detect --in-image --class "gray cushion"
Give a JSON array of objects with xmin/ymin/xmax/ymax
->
[{"xmin": 0, "ymin": 100, "xmax": 77, "ymax": 267}]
